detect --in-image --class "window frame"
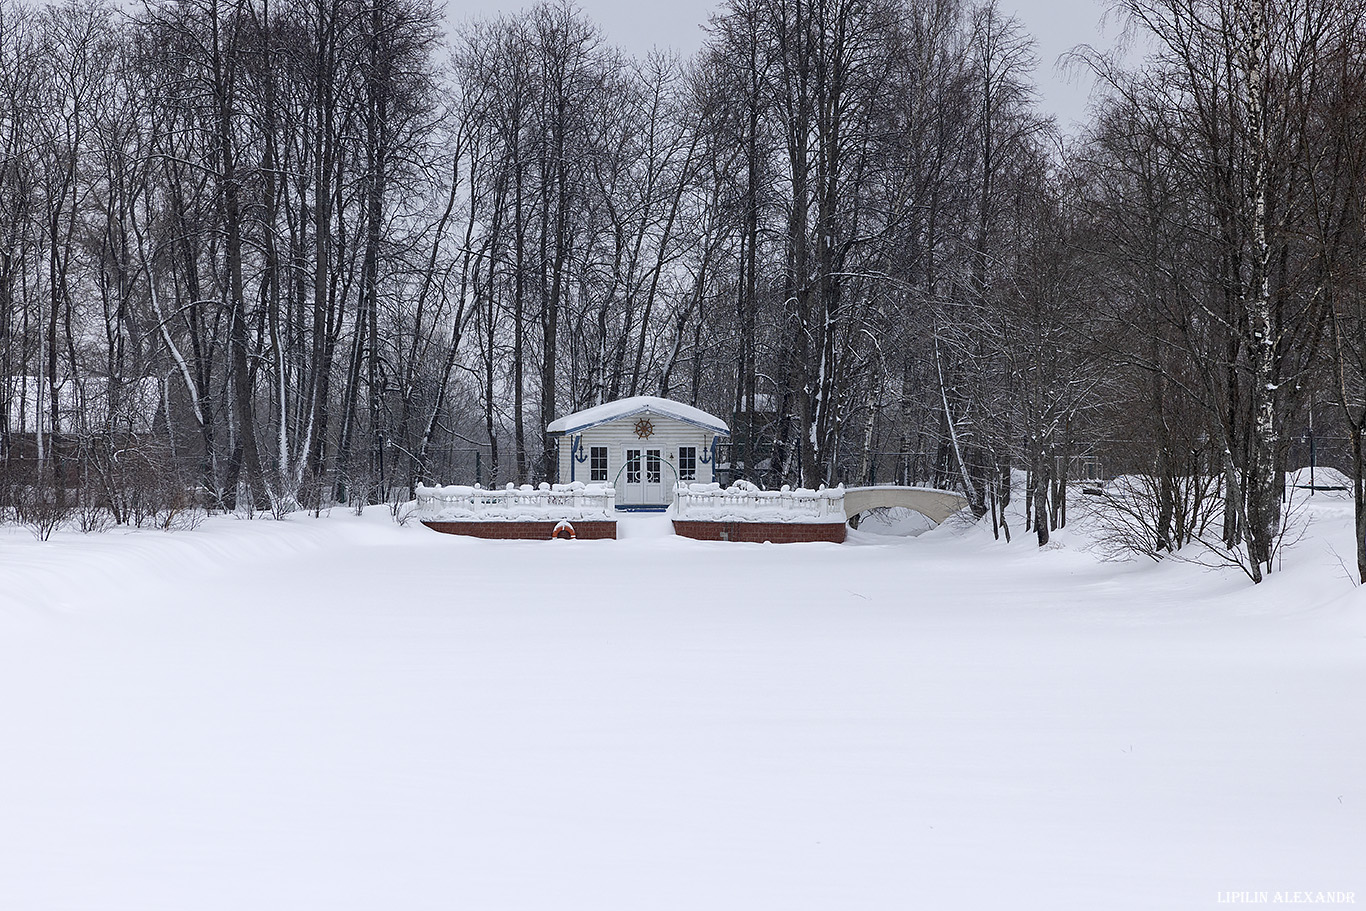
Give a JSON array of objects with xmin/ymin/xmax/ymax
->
[{"xmin": 678, "ymin": 446, "xmax": 697, "ymax": 482}]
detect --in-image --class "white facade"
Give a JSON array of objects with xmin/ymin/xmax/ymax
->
[{"xmin": 546, "ymin": 396, "xmax": 729, "ymax": 508}]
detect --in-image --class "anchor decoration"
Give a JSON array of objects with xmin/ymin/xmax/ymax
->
[
  {"xmin": 699, "ymin": 435, "xmax": 715, "ymax": 465},
  {"xmin": 572, "ymin": 435, "xmax": 588, "ymax": 465}
]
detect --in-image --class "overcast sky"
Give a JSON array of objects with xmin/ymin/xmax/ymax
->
[{"xmin": 440, "ymin": 0, "xmax": 1124, "ymax": 131}]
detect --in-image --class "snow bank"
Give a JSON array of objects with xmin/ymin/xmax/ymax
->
[
  {"xmin": 1, "ymin": 496, "xmax": 1364, "ymax": 910},
  {"xmin": 415, "ymin": 481, "xmax": 616, "ymax": 521},
  {"xmin": 672, "ymin": 480, "xmax": 846, "ymax": 524},
  {"xmin": 1288, "ymin": 465, "xmax": 1352, "ymax": 491}
]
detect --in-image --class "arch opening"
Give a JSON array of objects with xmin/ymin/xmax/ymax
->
[{"xmin": 848, "ymin": 505, "xmax": 937, "ymax": 537}]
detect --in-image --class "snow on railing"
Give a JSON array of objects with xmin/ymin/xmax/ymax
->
[
  {"xmin": 672, "ymin": 480, "xmax": 845, "ymax": 524},
  {"xmin": 416, "ymin": 481, "xmax": 615, "ymax": 522}
]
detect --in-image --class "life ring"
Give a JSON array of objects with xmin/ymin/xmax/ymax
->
[{"xmin": 553, "ymin": 520, "xmax": 576, "ymax": 540}]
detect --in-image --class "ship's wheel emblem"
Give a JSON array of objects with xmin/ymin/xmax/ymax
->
[{"xmin": 633, "ymin": 417, "xmax": 655, "ymax": 439}]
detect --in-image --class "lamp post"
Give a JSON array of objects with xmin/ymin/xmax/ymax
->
[{"xmin": 1308, "ymin": 393, "xmax": 1316, "ymax": 493}]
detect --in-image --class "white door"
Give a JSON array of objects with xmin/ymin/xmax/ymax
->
[
  {"xmin": 622, "ymin": 446, "xmax": 665, "ymax": 505},
  {"xmin": 644, "ymin": 448, "xmax": 664, "ymax": 503}
]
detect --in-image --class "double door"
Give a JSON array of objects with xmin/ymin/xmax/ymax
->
[{"xmin": 621, "ymin": 446, "xmax": 666, "ymax": 505}]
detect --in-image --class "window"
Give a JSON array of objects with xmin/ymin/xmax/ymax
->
[
  {"xmin": 678, "ymin": 446, "xmax": 697, "ymax": 482},
  {"xmin": 625, "ymin": 449, "xmax": 641, "ymax": 484},
  {"xmin": 590, "ymin": 446, "xmax": 608, "ymax": 482},
  {"xmin": 645, "ymin": 449, "xmax": 661, "ymax": 484}
]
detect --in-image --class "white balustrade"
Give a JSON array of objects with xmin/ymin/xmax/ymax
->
[
  {"xmin": 672, "ymin": 482, "xmax": 845, "ymax": 523},
  {"xmin": 416, "ymin": 482, "xmax": 616, "ymax": 522}
]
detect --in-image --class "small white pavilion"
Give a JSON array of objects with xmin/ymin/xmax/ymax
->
[{"xmin": 546, "ymin": 396, "xmax": 730, "ymax": 509}]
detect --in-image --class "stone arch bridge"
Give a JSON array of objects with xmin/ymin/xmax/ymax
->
[{"xmin": 842, "ymin": 486, "xmax": 969, "ymax": 527}]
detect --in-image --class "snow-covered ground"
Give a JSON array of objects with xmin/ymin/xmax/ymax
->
[{"xmin": 1, "ymin": 492, "xmax": 1362, "ymax": 910}]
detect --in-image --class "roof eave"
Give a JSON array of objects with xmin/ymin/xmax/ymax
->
[{"xmin": 548, "ymin": 405, "xmax": 730, "ymax": 437}]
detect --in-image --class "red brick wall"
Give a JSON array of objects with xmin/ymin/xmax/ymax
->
[
  {"xmin": 422, "ymin": 520, "xmax": 618, "ymax": 540},
  {"xmin": 672, "ymin": 520, "xmax": 846, "ymax": 544},
  {"xmin": 422, "ymin": 519, "xmax": 843, "ymax": 543}
]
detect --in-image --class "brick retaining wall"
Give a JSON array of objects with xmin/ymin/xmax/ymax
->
[
  {"xmin": 672, "ymin": 520, "xmax": 846, "ymax": 544},
  {"xmin": 422, "ymin": 520, "xmax": 618, "ymax": 540}
]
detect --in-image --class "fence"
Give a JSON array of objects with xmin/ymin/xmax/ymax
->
[
  {"xmin": 415, "ymin": 482, "xmax": 616, "ymax": 522},
  {"xmin": 672, "ymin": 481, "xmax": 846, "ymax": 523}
]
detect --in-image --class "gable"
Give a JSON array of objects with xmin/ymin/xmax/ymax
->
[
  {"xmin": 546, "ymin": 395, "xmax": 729, "ymax": 436},
  {"xmin": 572, "ymin": 412, "xmax": 711, "ymax": 444}
]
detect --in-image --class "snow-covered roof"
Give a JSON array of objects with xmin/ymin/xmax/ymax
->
[{"xmin": 546, "ymin": 395, "xmax": 730, "ymax": 436}]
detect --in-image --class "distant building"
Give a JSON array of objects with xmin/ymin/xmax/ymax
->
[{"xmin": 546, "ymin": 396, "xmax": 730, "ymax": 509}]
